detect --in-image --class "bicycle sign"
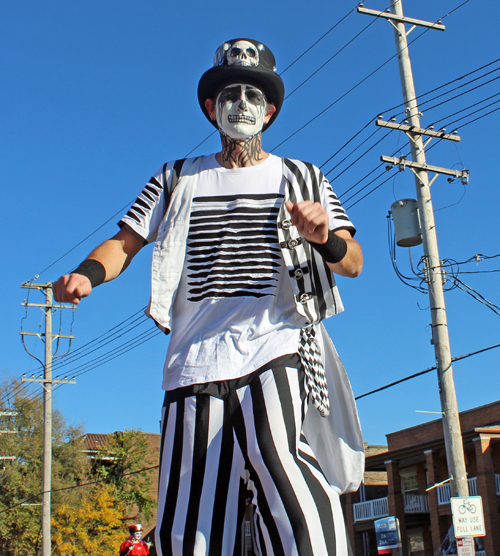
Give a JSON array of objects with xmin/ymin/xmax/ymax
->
[
  {"xmin": 450, "ymin": 496, "xmax": 485, "ymax": 538},
  {"xmin": 458, "ymin": 500, "xmax": 476, "ymax": 514}
]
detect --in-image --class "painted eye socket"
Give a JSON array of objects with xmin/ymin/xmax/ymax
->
[
  {"xmin": 219, "ymin": 89, "xmax": 240, "ymax": 103},
  {"xmin": 245, "ymin": 90, "xmax": 265, "ymax": 104}
]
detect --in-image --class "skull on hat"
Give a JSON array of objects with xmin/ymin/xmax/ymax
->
[{"xmin": 226, "ymin": 40, "xmax": 263, "ymax": 67}]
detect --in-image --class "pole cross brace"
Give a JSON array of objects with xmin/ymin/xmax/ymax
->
[
  {"xmin": 376, "ymin": 120, "xmax": 461, "ymax": 142},
  {"xmin": 22, "ymin": 377, "xmax": 76, "ymax": 385},
  {"xmin": 357, "ymin": 5, "xmax": 445, "ymax": 31},
  {"xmin": 19, "ymin": 331, "xmax": 75, "ymax": 340},
  {"xmin": 381, "ymin": 155, "xmax": 469, "ymax": 186}
]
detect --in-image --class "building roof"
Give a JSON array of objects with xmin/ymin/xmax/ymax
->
[{"xmin": 82, "ymin": 433, "xmax": 112, "ymax": 452}]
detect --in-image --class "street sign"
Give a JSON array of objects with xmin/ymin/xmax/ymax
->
[
  {"xmin": 374, "ymin": 516, "xmax": 401, "ymax": 554},
  {"xmin": 457, "ymin": 537, "xmax": 475, "ymax": 556},
  {"xmin": 450, "ymin": 496, "xmax": 486, "ymax": 538}
]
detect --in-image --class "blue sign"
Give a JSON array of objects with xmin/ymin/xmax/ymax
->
[{"xmin": 374, "ymin": 517, "xmax": 401, "ymax": 554}]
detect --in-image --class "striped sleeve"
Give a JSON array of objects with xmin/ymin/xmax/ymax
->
[
  {"xmin": 320, "ymin": 176, "xmax": 356, "ymax": 236},
  {"xmin": 118, "ymin": 164, "xmax": 169, "ymax": 244}
]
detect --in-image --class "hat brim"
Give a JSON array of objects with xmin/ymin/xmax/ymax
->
[{"xmin": 198, "ymin": 65, "xmax": 284, "ymax": 132}]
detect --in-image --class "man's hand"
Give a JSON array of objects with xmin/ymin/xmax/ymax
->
[
  {"xmin": 284, "ymin": 200, "xmax": 363, "ymax": 278},
  {"xmin": 53, "ymin": 273, "xmax": 92, "ymax": 304},
  {"xmin": 52, "ymin": 227, "xmax": 144, "ymax": 305},
  {"xmin": 285, "ymin": 200, "xmax": 329, "ymax": 245}
]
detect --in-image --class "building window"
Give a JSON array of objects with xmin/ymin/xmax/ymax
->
[{"xmin": 401, "ymin": 468, "xmax": 419, "ymax": 495}]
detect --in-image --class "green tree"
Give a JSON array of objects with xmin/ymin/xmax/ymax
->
[{"xmin": 95, "ymin": 429, "xmax": 157, "ymax": 522}]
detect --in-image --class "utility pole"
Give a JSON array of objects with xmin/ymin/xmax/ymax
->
[
  {"xmin": 358, "ymin": 1, "xmax": 469, "ymax": 498},
  {"xmin": 20, "ymin": 282, "xmax": 76, "ymax": 556}
]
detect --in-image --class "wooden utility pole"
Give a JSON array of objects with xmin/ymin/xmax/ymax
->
[
  {"xmin": 20, "ymin": 283, "xmax": 76, "ymax": 556},
  {"xmin": 358, "ymin": 1, "xmax": 469, "ymax": 499}
]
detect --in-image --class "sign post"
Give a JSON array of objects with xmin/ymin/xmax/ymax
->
[{"xmin": 374, "ymin": 516, "xmax": 402, "ymax": 555}]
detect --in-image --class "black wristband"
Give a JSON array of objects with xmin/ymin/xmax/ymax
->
[
  {"xmin": 310, "ymin": 230, "xmax": 348, "ymax": 264},
  {"xmin": 72, "ymin": 259, "xmax": 106, "ymax": 288}
]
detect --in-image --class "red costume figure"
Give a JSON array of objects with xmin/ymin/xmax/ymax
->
[{"xmin": 119, "ymin": 524, "xmax": 151, "ymax": 556}]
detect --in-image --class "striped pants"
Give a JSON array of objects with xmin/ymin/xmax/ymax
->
[{"xmin": 155, "ymin": 354, "xmax": 349, "ymax": 556}]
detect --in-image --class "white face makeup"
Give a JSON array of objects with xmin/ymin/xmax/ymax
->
[
  {"xmin": 216, "ymin": 83, "xmax": 267, "ymax": 139},
  {"xmin": 134, "ymin": 531, "xmax": 142, "ymax": 540}
]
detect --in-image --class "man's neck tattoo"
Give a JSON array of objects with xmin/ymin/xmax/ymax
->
[{"xmin": 220, "ymin": 132, "xmax": 264, "ymax": 167}]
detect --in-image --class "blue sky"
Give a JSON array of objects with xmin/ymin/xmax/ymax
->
[{"xmin": 2, "ymin": 0, "xmax": 499, "ymax": 445}]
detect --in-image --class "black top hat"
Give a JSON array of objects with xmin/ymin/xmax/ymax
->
[{"xmin": 198, "ymin": 38, "xmax": 285, "ymax": 132}]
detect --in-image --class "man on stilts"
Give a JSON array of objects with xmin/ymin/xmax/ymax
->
[{"xmin": 54, "ymin": 38, "xmax": 365, "ymax": 556}]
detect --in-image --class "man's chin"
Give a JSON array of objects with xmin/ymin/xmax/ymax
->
[{"xmin": 224, "ymin": 124, "xmax": 262, "ymax": 140}]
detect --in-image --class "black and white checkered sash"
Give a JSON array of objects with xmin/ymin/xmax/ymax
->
[{"xmin": 298, "ymin": 325, "xmax": 330, "ymax": 417}]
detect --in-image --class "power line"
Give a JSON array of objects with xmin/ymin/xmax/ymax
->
[
  {"xmin": 272, "ymin": 0, "xmax": 473, "ymax": 151},
  {"xmin": 322, "ymin": 60, "xmax": 500, "ymax": 184},
  {"xmin": 337, "ymin": 81, "xmax": 500, "ymax": 208},
  {"xmin": 424, "ymin": 74, "xmax": 500, "ymax": 119},
  {"xmin": 28, "ymin": 327, "xmax": 163, "ymax": 405},
  {"xmin": 451, "ymin": 276, "xmax": 500, "ymax": 317},
  {"xmin": 325, "ymin": 128, "xmax": 391, "ymax": 181},
  {"xmin": 284, "ymin": 13, "xmax": 379, "ymax": 100},
  {"xmin": 385, "ymin": 61, "xmax": 500, "ymax": 120},
  {"xmin": 31, "ymin": 201, "xmax": 134, "ymax": 282},
  {"xmin": 355, "ymin": 341, "xmax": 500, "ymax": 400},
  {"xmin": 280, "ymin": 6, "xmax": 357, "ymax": 75},
  {"xmin": 7, "ymin": 307, "xmax": 151, "ymax": 406}
]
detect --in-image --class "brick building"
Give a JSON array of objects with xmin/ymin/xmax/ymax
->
[{"xmin": 342, "ymin": 400, "xmax": 500, "ymax": 556}]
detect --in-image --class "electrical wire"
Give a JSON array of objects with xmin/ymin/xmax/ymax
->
[
  {"xmin": 338, "ymin": 80, "xmax": 500, "ymax": 209},
  {"xmin": 325, "ymin": 128, "xmax": 391, "ymax": 181},
  {"xmin": 451, "ymin": 276, "xmax": 500, "ymax": 317},
  {"xmin": 284, "ymin": 14, "xmax": 379, "ymax": 100},
  {"xmin": 270, "ymin": 51, "xmax": 398, "ymax": 152},
  {"xmin": 271, "ymin": 0, "xmax": 473, "ymax": 151},
  {"xmin": 5, "ymin": 308, "xmax": 150, "ymax": 405},
  {"xmin": 355, "ymin": 340, "xmax": 500, "ymax": 400},
  {"xmin": 30, "ymin": 201, "xmax": 135, "ymax": 282},
  {"xmin": 387, "ymin": 213, "xmax": 428, "ymax": 293},
  {"xmin": 320, "ymin": 61, "xmax": 500, "ymax": 190},
  {"xmin": 279, "ymin": 6, "xmax": 356, "ymax": 76},
  {"xmin": 426, "ymin": 89, "xmax": 500, "ymax": 127},
  {"xmin": 380, "ymin": 57, "xmax": 500, "ymax": 117},
  {"xmin": 27, "ymin": 327, "xmax": 163, "ymax": 405}
]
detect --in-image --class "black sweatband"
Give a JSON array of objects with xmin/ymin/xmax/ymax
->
[
  {"xmin": 72, "ymin": 259, "xmax": 106, "ymax": 288},
  {"xmin": 310, "ymin": 230, "xmax": 347, "ymax": 264}
]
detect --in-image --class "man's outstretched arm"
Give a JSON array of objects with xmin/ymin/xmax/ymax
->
[{"xmin": 53, "ymin": 227, "xmax": 144, "ymax": 304}]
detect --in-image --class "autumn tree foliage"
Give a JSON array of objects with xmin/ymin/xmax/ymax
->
[{"xmin": 52, "ymin": 484, "xmax": 125, "ymax": 555}]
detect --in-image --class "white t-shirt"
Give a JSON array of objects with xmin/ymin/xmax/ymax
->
[{"xmin": 120, "ymin": 153, "xmax": 355, "ymax": 390}]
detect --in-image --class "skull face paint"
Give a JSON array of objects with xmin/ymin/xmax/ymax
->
[{"xmin": 216, "ymin": 84, "xmax": 267, "ymax": 139}]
